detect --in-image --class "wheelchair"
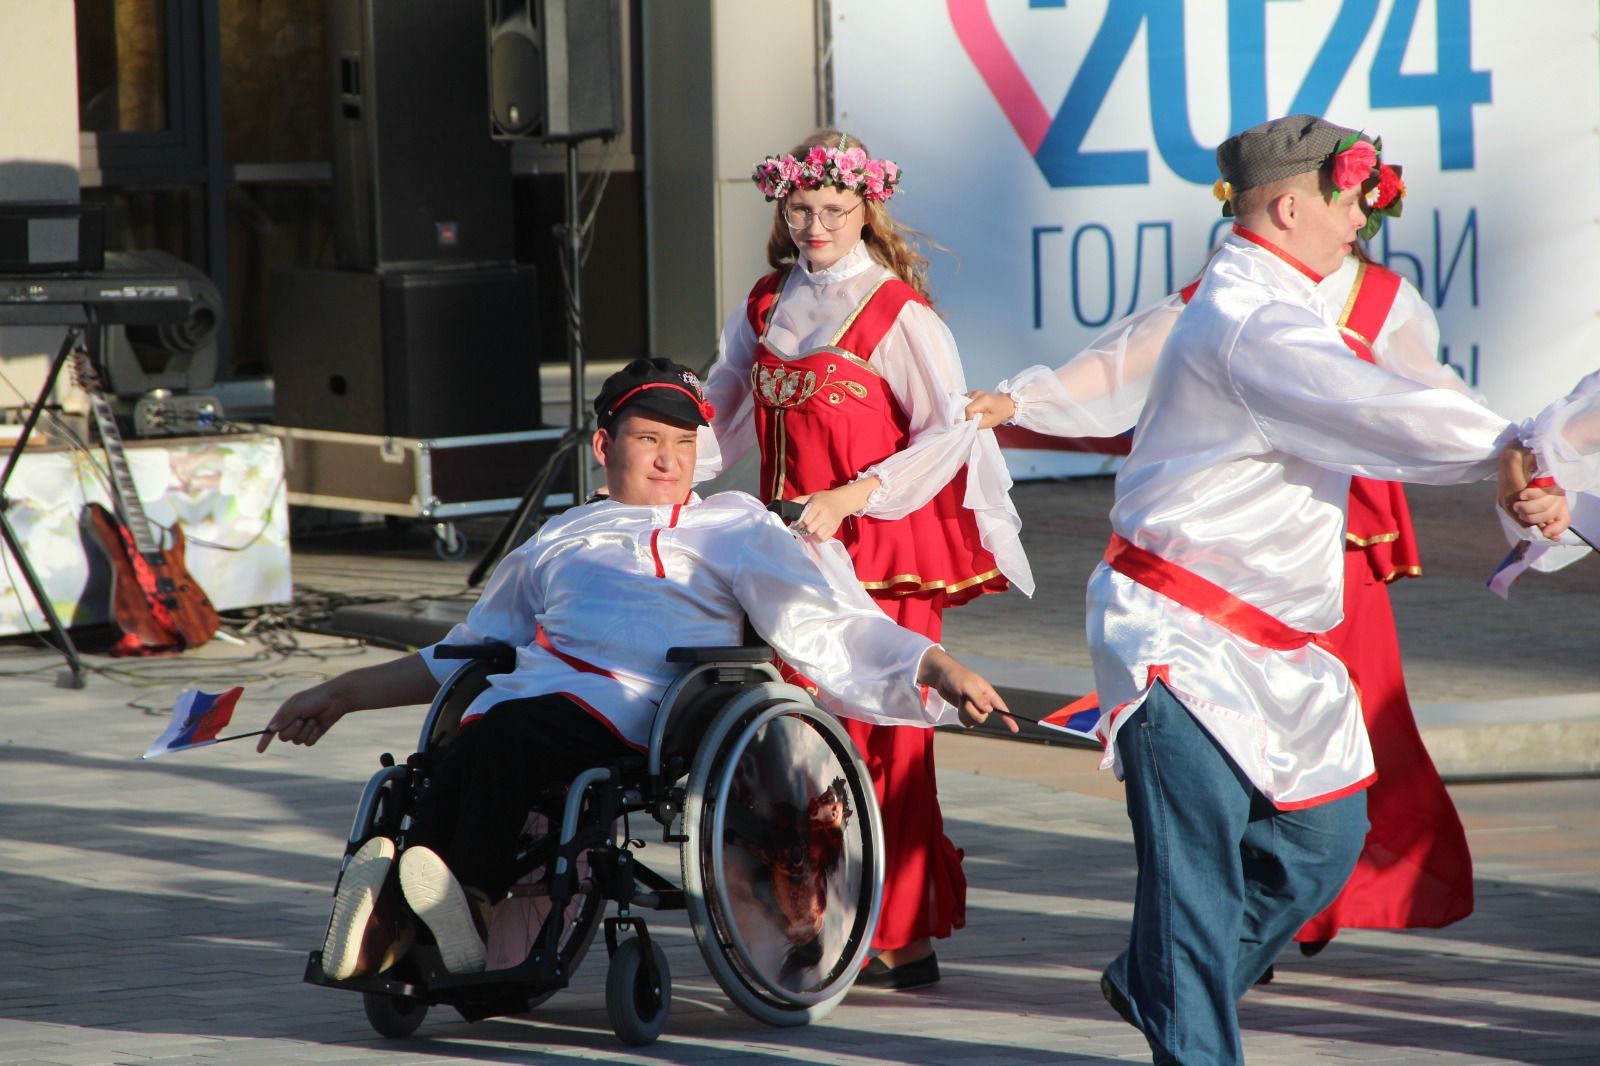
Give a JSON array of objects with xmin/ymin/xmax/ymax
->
[{"xmin": 304, "ymin": 638, "xmax": 885, "ymax": 1046}]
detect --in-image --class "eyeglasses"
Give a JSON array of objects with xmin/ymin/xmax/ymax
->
[{"xmin": 783, "ymin": 201, "xmax": 863, "ymax": 231}]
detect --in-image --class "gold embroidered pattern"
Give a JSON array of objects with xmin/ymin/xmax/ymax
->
[{"xmin": 752, "ymin": 362, "xmax": 869, "ymax": 409}]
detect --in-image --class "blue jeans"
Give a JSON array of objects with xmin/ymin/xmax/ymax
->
[{"xmin": 1103, "ymin": 682, "xmax": 1367, "ymax": 1065}]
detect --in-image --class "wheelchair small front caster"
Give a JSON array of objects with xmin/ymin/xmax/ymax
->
[
  {"xmin": 362, "ymin": 990, "xmax": 428, "ymax": 1038},
  {"xmin": 433, "ymin": 522, "xmax": 468, "ymax": 561},
  {"xmin": 606, "ymin": 936, "xmax": 671, "ymax": 1046}
]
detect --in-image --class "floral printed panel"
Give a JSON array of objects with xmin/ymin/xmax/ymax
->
[{"xmin": 0, "ymin": 434, "xmax": 291, "ymax": 637}]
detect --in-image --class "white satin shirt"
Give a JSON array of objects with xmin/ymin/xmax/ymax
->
[
  {"xmin": 1087, "ymin": 234, "xmax": 1515, "ymax": 807},
  {"xmin": 419, "ymin": 492, "xmax": 958, "ymax": 748}
]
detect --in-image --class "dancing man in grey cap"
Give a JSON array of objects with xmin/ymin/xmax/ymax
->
[{"xmin": 1079, "ymin": 115, "xmax": 1564, "ymax": 1064}]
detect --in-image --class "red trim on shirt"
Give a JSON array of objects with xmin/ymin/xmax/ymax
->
[
  {"xmin": 555, "ymin": 691, "xmax": 647, "ymax": 752},
  {"xmin": 534, "ymin": 624, "xmax": 619, "ymax": 679},
  {"xmin": 1272, "ymin": 770, "xmax": 1377, "ymax": 810},
  {"xmin": 649, "ymin": 503, "xmax": 683, "ymax": 578},
  {"xmin": 1231, "ymin": 223, "xmax": 1325, "ymax": 284}
]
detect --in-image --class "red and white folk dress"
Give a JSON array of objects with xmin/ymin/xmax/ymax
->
[{"xmin": 704, "ymin": 241, "xmax": 1032, "ymax": 951}]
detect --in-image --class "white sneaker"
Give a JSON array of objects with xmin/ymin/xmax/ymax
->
[
  {"xmin": 399, "ymin": 846, "xmax": 487, "ymax": 974},
  {"xmin": 322, "ymin": 837, "xmax": 395, "ymax": 980}
]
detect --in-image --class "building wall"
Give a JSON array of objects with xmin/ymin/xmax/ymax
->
[
  {"xmin": 642, "ymin": 0, "xmax": 821, "ymax": 372},
  {"xmin": 0, "ymin": 0, "xmax": 82, "ymax": 391}
]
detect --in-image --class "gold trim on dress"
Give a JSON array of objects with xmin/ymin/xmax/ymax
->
[
  {"xmin": 830, "ymin": 277, "xmax": 894, "ymax": 345},
  {"xmin": 771, "ymin": 408, "xmax": 788, "ymax": 500},
  {"xmin": 1380, "ymin": 564, "xmax": 1423, "ymax": 583},
  {"xmin": 756, "ymin": 271, "xmax": 790, "ymax": 346},
  {"xmin": 1345, "ymin": 530, "xmax": 1401, "ymax": 547},
  {"xmin": 1337, "ymin": 260, "xmax": 1366, "ymax": 329},
  {"xmin": 1336, "ymin": 261, "xmax": 1377, "ymax": 352},
  {"xmin": 758, "ymin": 345, "xmax": 880, "ymax": 375},
  {"xmin": 858, "ymin": 567, "xmax": 1005, "ymax": 596}
]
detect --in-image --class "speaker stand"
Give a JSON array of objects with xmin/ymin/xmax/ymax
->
[
  {"xmin": 468, "ymin": 137, "xmax": 605, "ymax": 587},
  {"xmin": 563, "ymin": 139, "xmax": 589, "ymax": 501}
]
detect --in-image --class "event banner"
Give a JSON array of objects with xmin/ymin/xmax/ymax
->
[{"xmin": 832, "ymin": 0, "xmax": 1600, "ymax": 475}]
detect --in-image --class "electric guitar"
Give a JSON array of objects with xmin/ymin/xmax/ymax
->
[{"xmin": 71, "ymin": 351, "xmax": 219, "ymax": 654}]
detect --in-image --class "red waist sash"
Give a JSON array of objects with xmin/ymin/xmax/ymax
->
[{"xmin": 1103, "ymin": 533, "xmax": 1341, "ymax": 659}]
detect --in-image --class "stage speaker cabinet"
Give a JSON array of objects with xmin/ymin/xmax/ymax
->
[
  {"xmin": 487, "ymin": 0, "xmax": 623, "ymax": 141},
  {"xmin": 328, "ymin": 0, "xmax": 515, "ymax": 269},
  {"xmin": 268, "ymin": 263, "xmax": 541, "ymax": 439}
]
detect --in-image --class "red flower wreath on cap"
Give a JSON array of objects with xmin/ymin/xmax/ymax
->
[{"xmin": 1346, "ymin": 134, "xmax": 1407, "ymax": 242}]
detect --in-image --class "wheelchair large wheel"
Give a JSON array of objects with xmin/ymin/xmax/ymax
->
[
  {"xmin": 680, "ymin": 684, "xmax": 884, "ymax": 1027},
  {"xmin": 605, "ymin": 936, "xmax": 672, "ymax": 1046}
]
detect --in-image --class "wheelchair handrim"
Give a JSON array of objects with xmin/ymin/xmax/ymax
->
[{"xmin": 698, "ymin": 699, "xmax": 884, "ymax": 1010}]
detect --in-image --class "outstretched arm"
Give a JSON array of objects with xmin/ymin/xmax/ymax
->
[
  {"xmin": 917, "ymin": 646, "xmax": 1017, "ymax": 732},
  {"xmin": 256, "ymin": 653, "xmax": 437, "ymax": 752}
]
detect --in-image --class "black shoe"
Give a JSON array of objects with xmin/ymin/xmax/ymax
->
[
  {"xmin": 1299, "ymin": 939, "xmax": 1330, "ymax": 958},
  {"xmin": 1255, "ymin": 964, "xmax": 1275, "ymax": 986},
  {"xmin": 1100, "ymin": 972, "xmax": 1138, "ymax": 1029},
  {"xmin": 856, "ymin": 952, "xmax": 940, "ymax": 990}
]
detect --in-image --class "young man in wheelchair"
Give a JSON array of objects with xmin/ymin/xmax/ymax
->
[{"xmin": 258, "ymin": 357, "xmax": 1013, "ymax": 982}]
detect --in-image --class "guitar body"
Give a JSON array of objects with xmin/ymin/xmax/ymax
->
[
  {"xmin": 83, "ymin": 503, "xmax": 219, "ymax": 654},
  {"xmin": 71, "ymin": 351, "xmax": 220, "ymax": 656}
]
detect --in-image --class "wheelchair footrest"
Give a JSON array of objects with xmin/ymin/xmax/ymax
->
[{"xmin": 303, "ymin": 950, "xmax": 425, "ymax": 1000}]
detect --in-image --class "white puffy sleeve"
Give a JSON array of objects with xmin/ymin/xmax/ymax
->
[
  {"xmin": 1525, "ymin": 369, "xmax": 1600, "ymax": 492},
  {"xmin": 730, "ymin": 511, "xmax": 958, "ymax": 726},
  {"xmin": 1372, "ymin": 280, "xmax": 1483, "ymax": 399},
  {"xmin": 996, "ymin": 293, "xmax": 1182, "ymax": 438},
  {"xmin": 1229, "ymin": 303, "xmax": 1514, "ymax": 483},
  {"xmin": 702, "ymin": 300, "xmax": 761, "ymax": 477},
  {"xmin": 857, "ymin": 302, "xmax": 1034, "ymax": 595},
  {"xmin": 418, "ymin": 540, "xmax": 542, "ymax": 683}
]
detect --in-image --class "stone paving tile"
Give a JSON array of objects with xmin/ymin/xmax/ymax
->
[{"xmin": 2, "ymin": 485, "xmax": 1598, "ymax": 1065}]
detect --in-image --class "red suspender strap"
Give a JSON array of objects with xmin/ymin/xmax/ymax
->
[
  {"xmin": 745, "ymin": 270, "xmax": 787, "ymax": 335},
  {"xmin": 834, "ymin": 279, "xmax": 928, "ymax": 359},
  {"xmin": 1104, "ymin": 533, "xmax": 1329, "ymax": 653},
  {"xmin": 534, "ymin": 624, "xmax": 619, "ymax": 679},
  {"xmin": 1178, "ymin": 278, "xmax": 1201, "ymax": 303},
  {"xmin": 1334, "ymin": 260, "xmax": 1402, "ymax": 363}
]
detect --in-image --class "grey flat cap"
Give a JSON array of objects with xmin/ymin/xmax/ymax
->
[{"xmin": 1216, "ymin": 114, "xmax": 1360, "ymax": 192}]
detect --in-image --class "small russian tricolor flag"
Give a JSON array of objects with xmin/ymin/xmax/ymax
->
[
  {"xmin": 143, "ymin": 687, "xmax": 245, "ymax": 759},
  {"xmin": 1039, "ymin": 692, "xmax": 1103, "ymax": 743}
]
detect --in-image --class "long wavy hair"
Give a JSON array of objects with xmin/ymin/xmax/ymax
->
[{"xmin": 764, "ymin": 128, "xmax": 936, "ymax": 305}]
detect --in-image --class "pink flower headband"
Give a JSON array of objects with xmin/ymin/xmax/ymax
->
[{"xmin": 752, "ymin": 142, "xmax": 902, "ymax": 202}]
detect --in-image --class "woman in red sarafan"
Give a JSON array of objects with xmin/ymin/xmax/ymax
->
[{"xmin": 703, "ymin": 129, "xmax": 1033, "ymax": 988}]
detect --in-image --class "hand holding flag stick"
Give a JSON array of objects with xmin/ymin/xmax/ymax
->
[{"xmin": 142, "ymin": 688, "xmax": 270, "ymax": 759}]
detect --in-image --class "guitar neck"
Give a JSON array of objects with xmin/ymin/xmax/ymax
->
[{"xmin": 83, "ymin": 375, "xmax": 160, "ymax": 558}]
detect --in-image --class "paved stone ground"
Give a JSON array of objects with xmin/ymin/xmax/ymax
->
[{"xmin": 0, "ymin": 479, "xmax": 1596, "ymax": 1065}]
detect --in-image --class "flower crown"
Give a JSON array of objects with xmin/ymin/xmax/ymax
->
[
  {"xmin": 752, "ymin": 142, "xmax": 902, "ymax": 202},
  {"xmin": 1212, "ymin": 130, "xmax": 1406, "ymax": 241}
]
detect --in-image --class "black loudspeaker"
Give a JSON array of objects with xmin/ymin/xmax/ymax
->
[
  {"xmin": 487, "ymin": 0, "xmax": 623, "ymax": 141},
  {"xmin": 268, "ymin": 264, "xmax": 540, "ymax": 438},
  {"xmin": 328, "ymin": 0, "xmax": 515, "ymax": 268}
]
